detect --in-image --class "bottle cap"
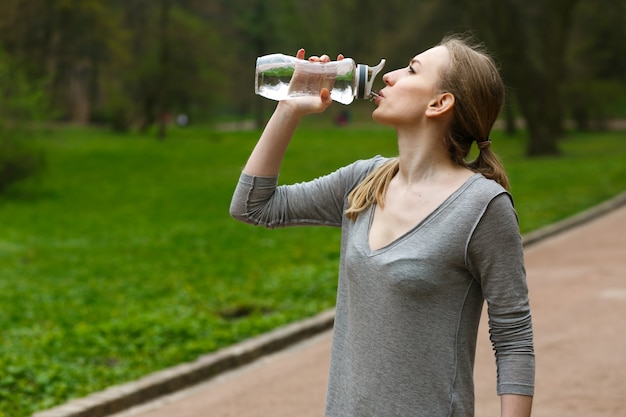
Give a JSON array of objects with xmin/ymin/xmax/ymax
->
[{"xmin": 355, "ymin": 59, "xmax": 386, "ymax": 99}]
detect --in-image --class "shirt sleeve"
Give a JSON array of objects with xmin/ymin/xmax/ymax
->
[
  {"xmin": 466, "ymin": 192, "xmax": 535, "ymax": 397},
  {"xmin": 229, "ymin": 156, "xmax": 386, "ymax": 229}
]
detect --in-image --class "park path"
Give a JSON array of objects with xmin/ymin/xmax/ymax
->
[{"xmin": 113, "ymin": 204, "xmax": 626, "ymax": 417}]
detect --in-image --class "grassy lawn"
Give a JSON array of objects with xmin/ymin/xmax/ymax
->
[{"xmin": 0, "ymin": 122, "xmax": 625, "ymax": 416}]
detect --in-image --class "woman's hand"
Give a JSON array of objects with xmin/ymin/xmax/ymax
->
[
  {"xmin": 242, "ymin": 49, "xmax": 344, "ymax": 177},
  {"xmin": 280, "ymin": 49, "xmax": 344, "ymax": 116}
]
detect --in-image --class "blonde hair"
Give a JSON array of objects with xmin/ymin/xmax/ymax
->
[{"xmin": 346, "ymin": 35, "xmax": 509, "ymax": 221}]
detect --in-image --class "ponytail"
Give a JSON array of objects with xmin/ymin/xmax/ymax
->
[
  {"xmin": 439, "ymin": 34, "xmax": 510, "ymax": 190},
  {"xmin": 467, "ymin": 145, "xmax": 510, "ymax": 190}
]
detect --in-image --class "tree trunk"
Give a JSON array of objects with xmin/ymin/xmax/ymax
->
[
  {"xmin": 522, "ymin": 103, "xmax": 561, "ymax": 156},
  {"xmin": 67, "ymin": 60, "xmax": 92, "ymax": 124},
  {"xmin": 157, "ymin": 0, "xmax": 171, "ymax": 140},
  {"xmin": 503, "ymin": 101, "xmax": 517, "ymax": 136}
]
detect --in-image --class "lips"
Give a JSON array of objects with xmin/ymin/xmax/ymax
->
[{"xmin": 373, "ymin": 89, "xmax": 384, "ymax": 105}]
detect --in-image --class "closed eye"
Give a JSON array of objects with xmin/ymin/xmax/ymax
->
[{"xmin": 409, "ymin": 58, "xmax": 421, "ymax": 74}]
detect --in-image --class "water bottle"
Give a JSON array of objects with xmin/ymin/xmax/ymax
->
[{"xmin": 255, "ymin": 53, "xmax": 386, "ymax": 105}]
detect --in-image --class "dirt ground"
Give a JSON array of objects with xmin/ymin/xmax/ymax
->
[{"xmin": 117, "ymin": 204, "xmax": 626, "ymax": 417}]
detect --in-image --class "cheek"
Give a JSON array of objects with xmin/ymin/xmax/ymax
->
[
  {"xmin": 377, "ymin": 93, "xmax": 421, "ymax": 114},
  {"xmin": 372, "ymin": 102, "xmax": 419, "ymax": 126}
]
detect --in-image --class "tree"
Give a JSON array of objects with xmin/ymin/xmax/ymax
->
[
  {"xmin": 463, "ymin": 0, "xmax": 581, "ymax": 156},
  {"xmin": 566, "ymin": 0, "xmax": 626, "ymax": 130},
  {"xmin": 0, "ymin": 0, "xmax": 623, "ymax": 141},
  {"xmin": 116, "ymin": 0, "xmax": 225, "ymax": 136},
  {"xmin": 0, "ymin": 0, "xmax": 129, "ymax": 124},
  {"xmin": 0, "ymin": 47, "xmax": 47, "ymax": 193},
  {"xmin": 225, "ymin": 0, "xmax": 302, "ymax": 127}
]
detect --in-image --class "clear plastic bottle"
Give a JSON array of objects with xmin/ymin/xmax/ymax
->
[{"xmin": 255, "ymin": 53, "xmax": 386, "ymax": 105}]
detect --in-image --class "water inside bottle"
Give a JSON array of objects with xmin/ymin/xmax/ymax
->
[{"xmin": 256, "ymin": 63, "xmax": 355, "ymax": 105}]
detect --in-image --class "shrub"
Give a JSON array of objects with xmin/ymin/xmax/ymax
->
[
  {"xmin": 0, "ymin": 46, "xmax": 49, "ymax": 192},
  {"xmin": 0, "ymin": 136, "xmax": 46, "ymax": 193}
]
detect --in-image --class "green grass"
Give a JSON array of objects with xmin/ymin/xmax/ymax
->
[
  {"xmin": 0, "ymin": 123, "xmax": 625, "ymax": 416},
  {"xmin": 496, "ymin": 130, "xmax": 626, "ymax": 232}
]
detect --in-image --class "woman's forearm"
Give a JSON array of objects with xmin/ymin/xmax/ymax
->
[
  {"xmin": 243, "ymin": 49, "xmax": 334, "ymax": 177},
  {"xmin": 243, "ymin": 77, "xmax": 333, "ymax": 177},
  {"xmin": 500, "ymin": 394, "xmax": 533, "ymax": 417},
  {"xmin": 243, "ymin": 102, "xmax": 303, "ymax": 177}
]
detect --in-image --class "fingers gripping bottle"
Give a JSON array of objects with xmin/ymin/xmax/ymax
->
[{"xmin": 255, "ymin": 53, "xmax": 386, "ymax": 105}]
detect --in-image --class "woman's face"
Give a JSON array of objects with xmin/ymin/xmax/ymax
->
[{"xmin": 372, "ymin": 45, "xmax": 450, "ymax": 127}]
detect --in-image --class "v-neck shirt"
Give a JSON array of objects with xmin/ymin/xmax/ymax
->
[
  {"xmin": 230, "ymin": 155, "xmax": 534, "ymax": 417},
  {"xmin": 365, "ymin": 171, "xmax": 479, "ymax": 255}
]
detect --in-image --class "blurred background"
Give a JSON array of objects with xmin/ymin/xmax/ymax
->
[
  {"xmin": 0, "ymin": 0, "xmax": 624, "ymax": 151},
  {"xmin": 0, "ymin": 1, "xmax": 625, "ymax": 416}
]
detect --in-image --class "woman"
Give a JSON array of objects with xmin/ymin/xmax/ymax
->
[{"xmin": 230, "ymin": 35, "xmax": 534, "ymax": 417}]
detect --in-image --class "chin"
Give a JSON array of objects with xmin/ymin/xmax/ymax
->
[{"xmin": 371, "ymin": 109, "xmax": 393, "ymax": 126}]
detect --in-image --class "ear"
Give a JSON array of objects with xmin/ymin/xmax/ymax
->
[{"xmin": 425, "ymin": 92, "xmax": 455, "ymax": 118}]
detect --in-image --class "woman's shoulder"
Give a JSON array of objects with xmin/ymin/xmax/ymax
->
[
  {"xmin": 337, "ymin": 154, "xmax": 392, "ymax": 182},
  {"xmin": 464, "ymin": 174, "xmax": 514, "ymax": 207},
  {"xmin": 348, "ymin": 155, "xmax": 392, "ymax": 172}
]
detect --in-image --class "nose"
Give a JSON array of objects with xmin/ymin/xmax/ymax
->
[
  {"xmin": 382, "ymin": 69, "xmax": 400, "ymax": 86},
  {"xmin": 382, "ymin": 72, "xmax": 391, "ymax": 86}
]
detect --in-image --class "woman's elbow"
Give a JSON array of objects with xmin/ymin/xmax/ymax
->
[{"xmin": 229, "ymin": 199, "xmax": 250, "ymax": 224}]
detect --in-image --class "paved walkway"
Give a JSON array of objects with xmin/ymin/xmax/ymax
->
[{"xmin": 111, "ymin": 204, "xmax": 626, "ymax": 417}]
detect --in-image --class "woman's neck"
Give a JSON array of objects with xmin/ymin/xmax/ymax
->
[{"xmin": 395, "ymin": 128, "xmax": 461, "ymax": 186}]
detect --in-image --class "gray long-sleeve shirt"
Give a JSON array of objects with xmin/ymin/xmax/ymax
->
[{"xmin": 230, "ymin": 156, "xmax": 534, "ymax": 417}]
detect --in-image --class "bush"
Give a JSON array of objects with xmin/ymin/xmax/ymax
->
[
  {"xmin": 0, "ymin": 45, "xmax": 49, "ymax": 192},
  {"xmin": 0, "ymin": 136, "xmax": 46, "ymax": 193},
  {"xmin": 566, "ymin": 79, "xmax": 626, "ymax": 130}
]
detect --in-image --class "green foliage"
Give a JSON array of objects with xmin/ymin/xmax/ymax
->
[
  {"xmin": 98, "ymin": 87, "xmax": 134, "ymax": 132},
  {"xmin": 0, "ymin": 124, "xmax": 625, "ymax": 416},
  {"xmin": 0, "ymin": 47, "xmax": 48, "ymax": 193},
  {"xmin": 0, "ymin": 48, "xmax": 50, "ymax": 123},
  {"xmin": 565, "ymin": 0, "xmax": 626, "ymax": 127},
  {"xmin": 566, "ymin": 79, "xmax": 626, "ymax": 129},
  {"xmin": 495, "ymin": 130, "xmax": 626, "ymax": 232},
  {"xmin": 0, "ymin": 0, "xmax": 624, "ymax": 143},
  {"xmin": 0, "ymin": 138, "xmax": 46, "ymax": 193}
]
